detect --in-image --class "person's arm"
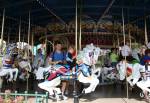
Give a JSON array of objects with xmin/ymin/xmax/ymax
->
[
  {"xmin": 140, "ymin": 56, "xmax": 145, "ymax": 65},
  {"xmin": 48, "ymin": 58, "xmax": 60, "ymax": 65}
]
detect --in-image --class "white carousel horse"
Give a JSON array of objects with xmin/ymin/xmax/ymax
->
[
  {"xmin": 38, "ymin": 65, "xmax": 67, "ymax": 100},
  {"xmin": 38, "ymin": 65, "xmax": 101, "ymax": 100},
  {"xmin": 0, "ymin": 58, "xmax": 18, "ymax": 90},
  {"xmin": 0, "ymin": 54, "xmax": 19, "ymax": 82},
  {"xmin": 0, "ymin": 67, "xmax": 18, "ymax": 81},
  {"xmin": 116, "ymin": 60, "xmax": 145, "ymax": 87},
  {"xmin": 0, "ymin": 43, "xmax": 19, "ymax": 82},
  {"xmin": 18, "ymin": 60, "xmax": 32, "ymax": 72},
  {"xmin": 35, "ymin": 65, "xmax": 52, "ymax": 80},
  {"xmin": 73, "ymin": 44, "xmax": 101, "ymax": 94},
  {"xmin": 137, "ymin": 61, "xmax": 150, "ymax": 98},
  {"xmin": 101, "ymin": 67, "xmax": 118, "ymax": 82},
  {"xmin": 38, "ymin": 44, "xmax": 101, "ymax": 100}
]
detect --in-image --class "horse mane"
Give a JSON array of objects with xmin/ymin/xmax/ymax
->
[{"xmin": 77, "ymin": 44, "xmax": 100, "ymax": 66}]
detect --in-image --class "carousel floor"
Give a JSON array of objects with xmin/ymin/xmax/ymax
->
[
  {"xmin": 27, "ymin": 84, "xmax": 146, "ymax": 103},
  {"xmin": 1, "ymin": 79, "xmax": 147, "ymax": 103}
]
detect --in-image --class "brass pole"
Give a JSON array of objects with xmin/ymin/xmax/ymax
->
[
  {"xmin": 75, "ymin": 0, "xmax": 78, "ymax": 52},
  {"xmin": 18, "ymin": 18, "xmax": 21, "ymax": 53},
  {"xmin": 1, "ymin": 8, "xmax": 5, "ymax": 53},
  {"xmin": 122, "ymin": 8, "xmax": 128, "ymax": 100},
  {"xmin": 144, "ymin": 17, "xmax": 148, "ymax": 45},
  {"xmin": 27, "ymin": 11, "xmax": 31, "ymax": 92}
]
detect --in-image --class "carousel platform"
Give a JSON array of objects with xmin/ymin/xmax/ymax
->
[
  {"xmin": 0, "ymin": 81, "xmax": 147, "ymax": 103},
  {"xmin": 27, "ymin": 84, "xmax": 146, "ymax": 103}
]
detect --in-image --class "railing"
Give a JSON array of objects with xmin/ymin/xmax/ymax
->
[{"xmin": 0, "ymin": 91, "xmax": 49, "ymax": 103}]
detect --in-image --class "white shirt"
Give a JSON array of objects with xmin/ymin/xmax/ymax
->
[{"xmin": 121, "ymin": 45, "xmax": 131, "ymax": 57}]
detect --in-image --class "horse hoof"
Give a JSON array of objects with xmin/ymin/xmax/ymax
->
[
  {"xmin": 78, "ymin": 89, "xmax": 85, "ymax": 97},
  {"xmin": 8, "ymin": 79, "xmax": 12, "ymax": 82},
  {"xmin": 49, "ymin": 95, "xmax": 56, "ymax": 100}
]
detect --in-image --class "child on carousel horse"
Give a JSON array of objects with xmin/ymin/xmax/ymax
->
[{"xmin": 137, "ymin": 49, "xmax": 150, "ymax": 100}]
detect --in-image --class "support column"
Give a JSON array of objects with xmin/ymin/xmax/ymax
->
[
  {"xmin": 0, "ymin": 9, "xmax": 5, "ymax": 54},
  {"xmin": 144, "ymin": 17, "xmax": 148, "ymax": 45},
  {"xmin": 122, "ymin": 8, "xmax": 128, "ymax": 100},
  {"xmin": 18, "ymin": 18, "xmax": 21, "ymax": 53},
  {"xmin": 27, "ymin": 11, "xmax": 31, "ymax": 92},
  {"xmin": 79, "ymin": 0, "xmax": 82, "ymax": 50},
  {"xmin": 73, "ymin": 0, "xmax": 79, "ymax": 103}
]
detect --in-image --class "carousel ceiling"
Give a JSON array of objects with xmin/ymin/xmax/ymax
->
[{"xmin": 0, "ymin": 0, "xmax": 150, "ymax": 40}]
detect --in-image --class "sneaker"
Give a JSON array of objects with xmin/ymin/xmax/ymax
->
[
  {"xmin": 65, "ymin": 90, "xmax": 69, "ymax": 95},
  {"xmin": 62, "ymin": 95, "xmax": 68, "ymax": 100}
]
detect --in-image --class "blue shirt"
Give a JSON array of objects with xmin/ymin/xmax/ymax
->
[
  {"xmin": 140, "ymin": 55, "xmax": 150, "ymax": 65},
  {"xmin": 50, "ymin": 51, "xmax": 65, "ymax": 61}
]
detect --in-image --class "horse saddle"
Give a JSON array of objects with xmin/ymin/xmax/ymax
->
[{"xmin": 43, "ymin": 71, "xmax": 50, "ymax": 80}]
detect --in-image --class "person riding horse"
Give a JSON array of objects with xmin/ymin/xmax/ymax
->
[
  {"xmin": 38, "ymin": 44, "xmax": 101, "ymax": 101},
  {"xmin": 137, "ymin": 49, "xmax": 150, "ymax": 100}
]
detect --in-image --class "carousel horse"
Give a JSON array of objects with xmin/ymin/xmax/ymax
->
[
  {"xmin": 116, "ymin": 60, "xmax": 145, "ymax": 87},
  {"xmin": 0, "ymin": 43, "xmax": 19, "ymax": 84},
  {"xmin": 17, "ymin": 46, "xmax": 32, "ymax": 80},
  {"xmin": 100, "ymin": 67, "xmax": 118, "ymax": 82},
  {"xmin": 35, "ymin": 65, "xmax": 52, "ymax": 80},
  {"xmin": 38, "ymin": 44, "xmax": 101, "ymax": 100},
  {"xmin": 137, "ymin": 61, "xmax": 150, "ymax": 98},
  {"xmin": 18, "ymin": 47, "xmax": 32, "ymax": 72}
]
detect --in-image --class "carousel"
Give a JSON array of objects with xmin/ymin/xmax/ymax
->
[{"xmin": 0, "ymin": 0, "xmax": 150, "ymax": 103}]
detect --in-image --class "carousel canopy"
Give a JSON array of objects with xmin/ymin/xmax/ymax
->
[{"xmin": 0, "ymin": 0, "xmax": 150, "ymax": 42}]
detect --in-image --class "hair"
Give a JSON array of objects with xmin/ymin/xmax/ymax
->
[
  {"xmin": 69, "ymin": 45, "xmax": 75, "ymax": 50},
  {"xmin": 54, "ymin": 41, "xmax": 62, "ymax": 46},
  {"xmin": 111, "ymin": 48, "xmax": 115, "ymax": 51},
  {"xmin": 145, "ymin": 49, "xmax": 150, "ymax": 55}
]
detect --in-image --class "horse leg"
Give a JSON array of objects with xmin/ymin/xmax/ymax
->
[
  {"xmin": 38, "ymin": 77, "xmax": 61, "ymax": 95},
  {"xmin": 140, "ymin": 81, "xmax": 150, "ymax": 93},
  {"xmin": 132, "ymin": 78, "xmax": 139, "ymax": 86},
  {"xmin": 0, "ymin": 69, "xmax": 8, "ymax": 76},
  {"xmin": 78, "ymin": 73, "xmax": 99, "ymax": 94},
  {"xmin": 38, "ymin": 81, "xmax": 54, "ymax": 95},
  {"xmin": 0, "ymin": 77, "xmax": 3, "ymax": 91},
  {"xmin": 36, "ymin": 67, "xmax": 45, "ymax": 80},
  {"xmin": 137, "ymin": 80, "xmax": 150, "ymax": 99},
  {"xmin": 126, "ymin": 76, "xmax": 133, "ymax": 87},
  {"xmin": 12, "ymin": 68, "xmax": 19, "ymax": 81},
  {"xmin": 8, "ymin": 69, "xmax": 13, "ymax": 81},
  {"xmin": 91, "ymin": 77, "xmax": 99, "ymax": 92},
  {"xmin": 85, "ymin": 76, "xmax": 99, "ymax": 93},
  {"xmin": 53, "ymin": 87, "xmax": 61, "ymax": 96},
  {"xmin": 0, "ymin": 68, "xmax": 13, "ymax": 81}
]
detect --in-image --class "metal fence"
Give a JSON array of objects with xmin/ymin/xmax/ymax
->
[{"xmin": 0, "ymin": 91, "xmax": 49, "ymax": 103}]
